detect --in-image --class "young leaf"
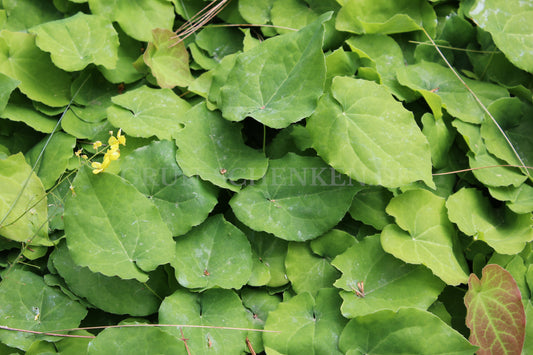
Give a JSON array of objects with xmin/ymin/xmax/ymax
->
[
  {"xmin": 381, "ymin": 189, "xmax": 469, "ymax": 285},
  {"xmin": 465, "ymin": 264, "xmax": 526, "ymax": 354},
  {"xmin": 0, "ymin": 153, "xmax": 50, "ymax": 246},
  {"xmin": 332, "ymin": 234, "xmax": 445, "ymax": 318},
  {"xmin": 263, "ymin": 289, "xmax": 347, "ymax": 355},
  {"xmin": 0, "ymin": 268, "xmax": 87, "ymax": 350},
  {"xmin": 307, "ymin": 76, "xmax": 434, "ymax": 188},
  {"xmin": 64, "ymin": 165, "xmax": 175, "ymax": 282},
  {"xmin": 219, "ymin": 13, "xmax": 330, "ymax": 128},
  {"xmin": 174, "ymin": 102, "xmax": 268, "ymax": 192},
  {"xmin": 30, "ymin": 13, "xmax": 119, "ymax": 71},
  {"xmin": 107, "ymin": 85, "xmax": 191, "ymax": 140},
  {"xmin": 446, "ymin": 188, "xmax": 533, "ymax": 255},
  {"xmin": 171, "ymin": 214, "xmax": 253, "ymax": 290},
  {"xmin": 143, "ymin": 28, "xmax": 193, "ymax": 89},
  {"xmin": 339, "ymin": 308, "xmax": 477, "ymax": 354},
  {"xmin": 230, "ymin": 153, "xmax": 361, "ymax": 241}
]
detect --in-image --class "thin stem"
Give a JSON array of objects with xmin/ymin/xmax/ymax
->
[
  {"xmin": 408, "ymin": 40, "xmax": 500, "ymax": 54},
  {"xmin": 421, "ymin": 28, "xmax": 529, "ymax": 177},
  {"xmin": 432, "ymin": 164, "xmax": 533, "ymax": 176}
]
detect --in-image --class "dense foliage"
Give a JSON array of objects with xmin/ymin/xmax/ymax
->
[{"xmin": 0, "ymin": 0, "xmax": 533, "ymax": 353}]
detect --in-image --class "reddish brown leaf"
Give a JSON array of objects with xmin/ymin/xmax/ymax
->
[{"xmin": 465, "ymin": 264, "xmax": 525, "ymax": 355}]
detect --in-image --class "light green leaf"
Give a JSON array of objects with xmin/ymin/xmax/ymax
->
[
  {"xmin": 238, "ymin": 0, "xmax": 274, "ymax": 25},
  {"xmin": 481, "ymin": 97, "xmax": 533, "ymax": 168},
  {"xmin": 270, "ymin": 0, "xmax": 318, "ymax": 34},
  {"xmin": 489, "ymin": 184, "xmax": 533, "ymax": 214},
  {"xmin": 349, "ymin": 186, "xmax": 393, "ymax": 230},
  {"xmin": 51, "ymin": 240, "xmax": 164, "ymax": 316},
  {"xmin": 285, "ymin": 242, "xmax": 341, "ymax": 295},
  {"xmin": 339, "ymin": 308, "xmax": 477, "ymax": 354},
  {"xmin": 143, "ymin": 28, "xmax": 193, "ymax": 89},
  {"xmin": 90, "ymin": 0, "xmax": 175, "ymax": 42},
  {"xmin": 171, "ymin": 215, "xmax": 253, "ymax": 290},
  {"xmin": 422, "ymin": 113, "xmax": 456, "ymax": 169},
  {"xmin": 61, "ymin": 110, "xmax": 114, "ymax": 140},
  {"xmin": 307, "ymin": 76, "xmax": 434, "ymax": 188},
  {"xmin": 240, "ymin": 223, "xmax": 289, "ymax": 287},
  {"xmin": 332, "ymin": 234, "xmax": 445, "ymax": 318},
  {"xmin": 381, "ymin": 189, "xmax": 469, "ymax": 285},
  {"xmin": 230, "ymin": 153, "xmax": 360, "ymax": 241},
  {"xmin": 174, "ymin": 102, "xmax": 268, "ymax": 191},
  {"xmin": 2, "ymin": 0, "xmax": 62, "ymax": 31},
  {"xmin": 0, "ymin": 268, "xmax": 87, "ymax": 351},
  {"xmin": 64, "ymin": 165, "xmax": 175, "ymax": 282},
  {"xmin": 263, "ymin": 289, "xmax": 346, "ymax": 355},
  {"xmin": 0, "ymin": 73, "xmax": 19, "ymax": 113},
  {"xmin": 30, "ymin": 13, "xmax": 119, "ymax": 71},
  {"xmin": 0, "ymin": 153, "xmax": 50, "ymax": 246},
  {"xmin": 87, "ymin": 325, "xmax": 184, "ymax": 355},
  {"xmin": 121, "ymin": 140, "xmax": 218, "ymax": 236},
  {"xmin": 310, "ymin": 229, "xmax": 357, "ymax": 259},
  {"xmin": 195, "ymin": 27, "xmax": 243, "ymax": 63},
  {"xmin": 397, "ymin": 61, "xmax": 509, "ymax": 123},
  {"xmin": 468, "ymin": 148, "xmax": 528, "ymax": 187},
  {"xmin": 465, "ymin": 0, "xmax": 533, "ymax": 73},
  {"xmin": 346, "ymin": 34, "xmax": 416, "ymax": 101},
  {"xmin": 107, "ymin": 85, "xmax": 190, "ymax": 140},
  {"xmin": 0, "ymin": 30, "xmax": 71, "ymax": 107},
  {"xmin": 1, "ymin": 99, "xmax": 58, "ymax": 133},
  {"xmin": 219, "ymin": 14, "xmax": 329, "ymax": 128},
  {"xmin": 336, "ymin": 0, "xmax": 437, "ymax": 35},
  {"xmin": 159, "ymin": 288, "xmax": 250, "ymax": 354},
  {"xmin": 325, "ymin": 47, "xmax": 359, "ymax": 90},
  {"xmin": 25, "ymin": 132, "xmax": 75, "ymax": 190},
  {"xmin": 446, "ymin": 188, "xmax": 533, "ymax": 254},
  {"xmin": 98, "ymin": 27, "xmax": 144, "ymax": 84}
]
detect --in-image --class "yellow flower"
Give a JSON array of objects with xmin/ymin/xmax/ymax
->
[
  {"xmin": 93, "ymin": 141, "xmax": 103, "ymax": 149},
  {"xmin": 91, "ymin": 156, "xmax": 111, "ymax": 174},
  {"xmin": 91, "ymin": 128, "xmax": 126, "ymax": 174},
  {"xmin": 108, "ymin": 128, "xmax": 126, "ymax": 147},
  {"xmin": 75, "ymin": 148, "xmax": 83, "ymax": 157}
]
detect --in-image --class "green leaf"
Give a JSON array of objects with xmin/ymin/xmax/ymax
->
[
  {"xmin": 397, "ymin": 61, "xmax": 509, "ymax": 123},
  {"xmin": 468, "ymin": 148, "xmax": 528, "ymax": 187},
  {"xmin": 0, "ymin": 153, "xmax": 50, "ymax": 246},
  {"xmin": 270, "ymin": 0, "xmax": 318, "ymax": 34},
  {"xmin": 480, "ymin": 97, "xmax": 533, "ymax": 168},
  {"xmin": 98, "ymin": 27, "xmax": 144, "ymax": 84},
  {"xmin": 61, "ymin": 110, "xmax": 114, "ymax": 140},
  {"xmin": 285, "ymin": 242, "xmax": 341, "ymax": 295},
  {"xmin": 195, "ymin": 27, "xmax": 243, "ymax": 63},
  {"xmin": 238, "ymin": 0, "xmax": 274, "ymax": 26},
  {"xmin": 107, "ymin": 85, "xmax": 191, "ymax": 140},
  {"xmin": 219, "ymin": 14, "xmax": 329, "ymax": 128},
  {"xmin": 2, "ymin": 0, "xmax": 62, "ymax": 31},
  {"xmin": 345, "ymin": 34, "xmax": 416, "ymax": 101},
  {"xmin": 64, "ymin": 165, "xmax": 175, "ymax": 282},
  {"xmin": 336, "ymin": 0, "xmax": 437, "ymax": 35},
  {"xmin": 50, "ymin": 240, "xmax": 163, "ymax": 316},
  {"xmin": 89, "ymin": 0, "xmax": 175, "ymax": 42},
  {"xmin": 0, "ymin": 30, "xmax": 71, "ymax": 107},
  {"xmin": 25, "ymin": 132, "xmax": 75, "ymax": 190},
  {"xmin": 307, "ymin": 76, "xmax": 434, "ymax": 188},
  {"xmin": 465, "ymin": 0, "xmax": 533, "ymax": 73},
  {"xmin": 381, "ymin": 189, "xmax": 469, "ymax": 285},
  {"xmin": 489, "ymin": 184, "xmax": 533, "ymax": 214},
  {"xmin": 143, "ymin": 28, "xmax": 193, "ymax": 89},
  {"xmin": 332, "ymin": 234, "xmax": 445, "ymax": 318},
  {"xmin": 310, "ymin": 229, "xmax": 357, "ymax": 259},
  {"xmin": 422, "ymin": 113, "xmax": 456, "ymax": 169},
  {"xmin": 465, "ymin": 264, "xmax": 526, "ymax": 354},
  {"xmin": 30, "ymin": 13, "xmax": 119, "ymax": 71},
  {"xmin": 1, "ymin": 99, "xmax": 58, "ymax": 133},
  {"xmin": 171, "ymin": 215, "xmax": 253, "ymax": 290},
  {"xmin": 0, "ymin": 268, "xmax": 87, "ymax": 351},
  {"xmin": 87, "ymin": 325, "xmax": 184, "ymax": 355},
  {"xmin": 174, "ymin": 102, "xmax": 268, "ymax": 192},
  {"xmin": 349, "ymin": 186, "xmax": 393, "ymax": 230},
  {"xmin": 339, "ymin": 308, "xmax": 477, "ymax": 354},
  {"xmin": 121, "ymin": 140, "xmax": 218, "ymax": 236},
  {"xmin": 230, "ymin": 153, "xmax": 360, "ymax": 241},
  {"xmin": 159, "ymin": 288, "xmax": 250, "ymax": 354},
  {"xmin": 446, "ymin": 188, "xmax": 533, "ymax": 254},
  {"xmin": 263, "ymin": 289, "xmax": 347, "ymax": 355},
  {"xmin": 0, "ymin": 73, "xmax": 19, "ymax": 113}
]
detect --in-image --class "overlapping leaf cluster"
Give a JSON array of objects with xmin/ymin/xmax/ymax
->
[{"xmin": 0, "ymin": 0, "xmax": 532, "ymax": 354}]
